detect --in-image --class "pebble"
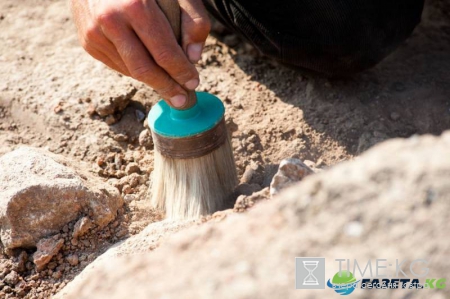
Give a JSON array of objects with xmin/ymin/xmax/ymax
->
[
  {"xmin": 113, "ymin": 134, "xmax": 128, "ymax": 142},
  {"xmin": 135, "ymin": 109, "xmax": 146, "ymax": 122},
  {"xmin": 125, "ymin": 163, "xmax": 140, "ymax": 175},
  {"xmin": 270, "ymin": 158, "xmax": 314, "ymax": 196},
  {"xmin": 66, "ymin": 254, "xmax": 79, "ymax": 266},
  {"xmin": 104, "ymin": 115, "xmax": 116, "ymax": 125},
  {"xmin": 72, "ymin": 217, "xmax": 93, "ymax": 239},
  {"xmin": 4, "ymin": 270, "xmax": 19, "ymax": 285},
  {"xmin": 138, "ymin": 129, "xmax": 153, "ymax": 148},
  {"xmin": 33, "ymin": 236, "xmax": 64, "ymax": 271},
  {"xmin": 344, "ymin": 221, "xmax": 364, "ymax": 237}
]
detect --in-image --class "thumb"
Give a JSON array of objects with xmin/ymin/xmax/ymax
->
[{"xmin": 179, "ymin": 0, "xmax": 211, "ymax": 63}]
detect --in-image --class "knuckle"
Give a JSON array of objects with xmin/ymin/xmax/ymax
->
[
  {"xmin": 84, "ymin": 24, "xmax": 102, "ymax": 41},
  {"xmin": 95, "ymin": 9, "xmax": 118, "ymax": 28},
  {"xmin": 153, "ymin": 48, "xmax": 175, "ymax": 67},
  {"xmin": 130, "ymin": 65, "xmax": 156, "ymax": 82}
]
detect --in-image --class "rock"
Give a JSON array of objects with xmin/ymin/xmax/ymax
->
[
  {"xmin": 55, "ymin": 220, "xmax": 193, "ymax": 299},
  {"xmin": 4, "ymin": 270, "xmax": 19, "ymax": 285},
  {"xmin": 234, "ymin": 188, "xmax": 270, "ymax": 212},
  {"xmin": 134, "ymin": 110, "xmax": 146, "ymax": 122},
  {"xmin": 240, "ymin": 162, "xmax": 264, "ymax": 185},
  {"xmin": 95, "ymin": 87, "xmax": 137, "ymax": 117},
  {"xmin": 104, "ymin": 115, "xmax": 117, "ymax": 125},
  {"xmin": 125, "ymin": 163, "xmax": 140, "ymax": 175},
  {"xmin": 0, "ymin": 147, "xmax": 123, "ymax": 249},
  {"xmin": 138, "ymin": 129, "xmax": 153, "ymax": 148},
  {"xmin": 33, "ymin": 236, "xmax": 64, "ymax": 271},
  {"xmin": 269, "ymin": 158, "xmax": 314, "ymax": 196},
  {"xmin": 72, "ymin": 217, "xmax": 93, "ymax": 240},
  {"xmin": 66, "ymin": 255, "xmax": 79, "ymax": 266},
  {"xmin": 240, "ymin": 165, "xmax": 256, "ymax": 184},
  {"xmin": 56, "ymin": 132, "xmax": 450, "ymax": 299},
  {"xmin": 15, "ymin": 251, "xmax": 28, "ymax": 273}
]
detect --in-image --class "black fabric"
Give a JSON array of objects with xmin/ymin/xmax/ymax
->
[{"xmin": 203, "ymin": 0, "xmax": 425, "ymax": 76}]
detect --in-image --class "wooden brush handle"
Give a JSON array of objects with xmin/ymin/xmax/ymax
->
[{"xmin": 156, "ymin": 0, "xmax": 197, "ymax": 110}]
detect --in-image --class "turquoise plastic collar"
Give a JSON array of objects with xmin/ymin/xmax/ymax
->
[{"xmin": 148, "ymin": 92, "xmax": 225, "ymax": 138}]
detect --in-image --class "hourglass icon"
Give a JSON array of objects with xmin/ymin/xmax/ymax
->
[{"xmin": 302, "ymin": 261, "xmax": 319, "ymax": 285}]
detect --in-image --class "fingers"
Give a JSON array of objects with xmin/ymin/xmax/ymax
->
[
  {"xmin": 102, "ymin": 20, "xmax": 189, "ymax": 107},
  {"xmin": 71, "ymin": 0, "xmax": 209, "ymax": 108},
  {"xmin": 85, "ymin": 44, "xmax": 129, "ymax": 75},
  {"xmin": 179, "ymin": 0, "xmax": 211, "ymax": 63},
  {"xmin": 83, "ymin": 28, "xmax": 131, "ymax": 76},
  {"xmin": 125, "ymin": 0, "xmax": 200, "ymax": 91}
]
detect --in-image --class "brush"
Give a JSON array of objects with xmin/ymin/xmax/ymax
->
[{"xmin": 148, "ymin": 0, "xmax": 238, "ymax": 219}]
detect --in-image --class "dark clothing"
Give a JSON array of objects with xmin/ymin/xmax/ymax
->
[{"xmin": 203, "ymin": 0, "xmax": 425, "ymax": 76}]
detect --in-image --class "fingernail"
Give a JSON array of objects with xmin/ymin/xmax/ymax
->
[
  {"xmin": 185, "ymin": 78, "xmax": 199, "ymax": 90},
  {"xmin": 170, "ymin": 95, "xmax": 186, "ymax": 107},
  {"xmin": 187, "ymin": 43, "xmax": 203, "ymax": 63}
]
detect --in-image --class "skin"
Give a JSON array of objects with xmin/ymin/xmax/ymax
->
[{"xmin": 70, "ymin": 0, "xmax": 211, "ymax": 108}]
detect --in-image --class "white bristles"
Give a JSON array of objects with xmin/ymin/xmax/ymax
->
[{"xmin": 150, "ymin": 136, "xmax": 237, "ymax": 219}]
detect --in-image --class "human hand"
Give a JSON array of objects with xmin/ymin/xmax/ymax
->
[{"xmin": 70, "ymin": 0, "xmax": 211, "ymax": 108}]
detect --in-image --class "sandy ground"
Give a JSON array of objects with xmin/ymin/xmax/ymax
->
[{"xmin": 0, "ymin": 0, "xmax": 449, "ymax": 297}]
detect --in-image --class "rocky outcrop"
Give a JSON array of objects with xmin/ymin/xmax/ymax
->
[
  {"xmin": 0, "ymin": 147, "xmax": 123, "ymax": 250},
  {"xmin": 56, "ymin": 133, "xmax": 450, "ymax": 299}
]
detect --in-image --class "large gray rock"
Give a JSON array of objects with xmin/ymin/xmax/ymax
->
[
  {"xmin": 0, "ymin": 147, "xmax": 123, "ymax": 249},
  {"xmin": 56, "ymin": 133, "xmax": 450, "ymax": 299}
]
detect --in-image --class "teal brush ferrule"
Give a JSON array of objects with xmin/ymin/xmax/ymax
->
[{"xmin": 148, "ymin": 92, "xmax": 225, "ymax": 138}]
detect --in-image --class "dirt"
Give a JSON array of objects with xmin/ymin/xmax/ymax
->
[{"xmin": 0, "ymin": 0, "xmax": 449, "ymax": 298}]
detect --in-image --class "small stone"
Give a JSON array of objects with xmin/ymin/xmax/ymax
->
[
  {"xmin": 270, "ymin": 158, "xmax": 314, "ymax": 196},
  {"xmin": 344, "ymin": 221, "xmax": 364, "ymax": 237},
  {"xmin": 62, "ymin": 225, "xmax": 69, "ymax": 233},
  {"xmin": 234, "ymin": 188, "xmax": 270, "ymax": 212},
  {"xmin": 135, "ymin": 110, "xmax": 146, "ymax": 122},
  {"xmin": 104, "ymin": 115, "xmax": 117, "ymax": 125},
  {"xmin": 138, "ymin": 129, "xmax": 153, "ymax": 148},
  {"xmin": 33, "ymin": 236, "xmax": 64, "ymax": 271},
  {"xmin": 4, "ymin": 270, "xmax": 19, "ymax": 285},
  {"xmin": 125, "ymin": 163, "xmax": 140, "ymax": 175},
  {"xmin": 123, "ymin": 194, "xmax": 136, "ymax": 203},
  {"xmin": 52, "ymin": 271, "xmax": 62, "ymax": 279},
  {"xmin": 122, "ymin": 185, "xmax": 134, "ymax": 195},
  {"xmin": 240, "ymin": 165, "xmax": 255, "ymax": 184},
  {"xmin": 390, "ymin": 112, "xmax": 400, "ymax": 121},
  {"xmin": 66, "ymin": 254, "xmax": 79, "ymax": 266},
  {"xmin": 113, "ymin": 134, "xmax": 128, "ymax": 142},
  {"xmin": 47, "ymin": 261, "xmax": 58, "ymax": 270},
  {"xmin": 87, "ymin": 103, "xmax": 96, "ymax": 116},
  {"xmin": 128, "ymin": 173, "xmax": 140, "ymax": 188},
  {"xmin": 15, "ymin": 251, "xmax": 28, "ymax": 273},
  {"xmin": 81, "ymin": 240, "xmax": 91, "ymax": 248},
  {"xmin": 72, "ymin": 217, "xmax": 93, "ymax": 239},
  {"xmin": 116, "ymin": 228, "xmax": 128, "ymax": 238}
]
